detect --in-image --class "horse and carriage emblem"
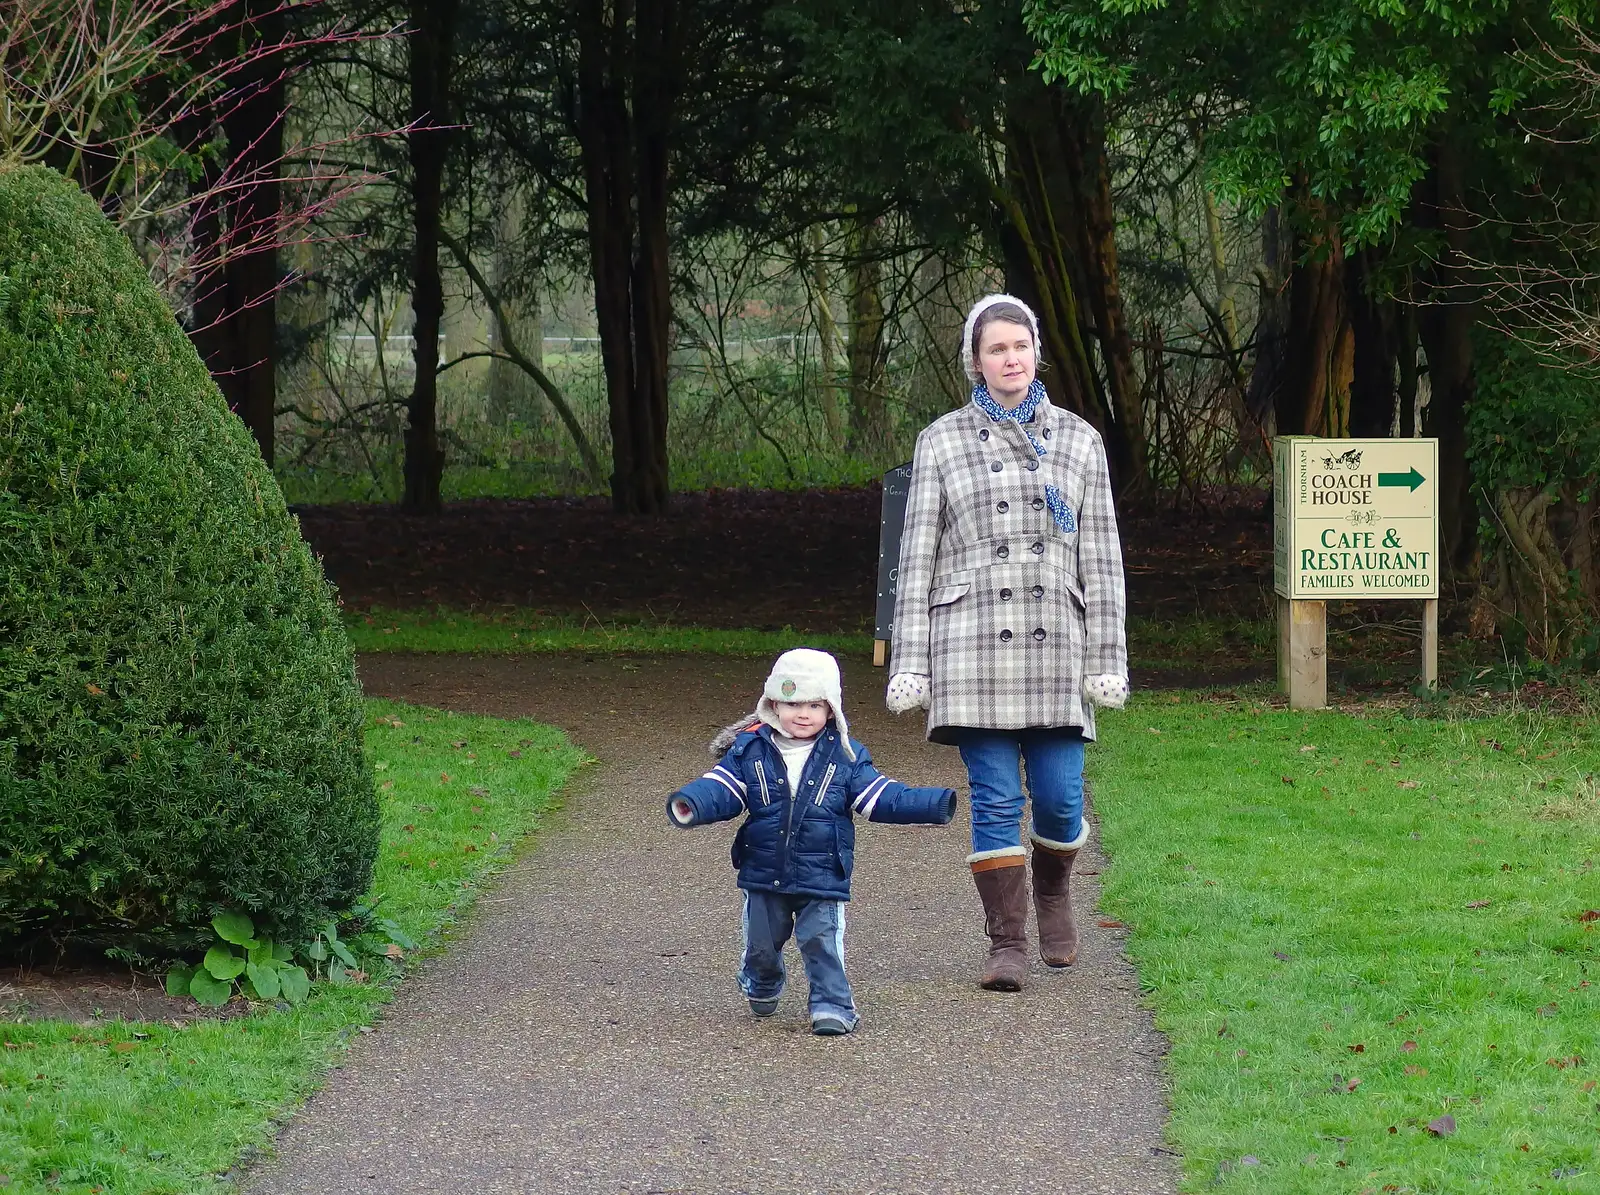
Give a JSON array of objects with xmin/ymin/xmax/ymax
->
[{"xmin": 1320, "ymin": 448, "xmax": 1363, "ymax": 470}]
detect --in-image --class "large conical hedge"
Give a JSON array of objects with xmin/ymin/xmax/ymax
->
[{"xmin": 0, "ymin": 166, "xmax": 377, "ymax": 948}]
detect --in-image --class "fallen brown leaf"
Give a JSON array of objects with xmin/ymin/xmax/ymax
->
[
  {"xmin": 1402, "ymin": 1040, "xmax": 1417, "ymax": 1052},
  {"xmin": 1465, "ymin": 899, "xmax": 1491, "ymax": 909},
  {"xmin": 1404, "ymin": 1064, "xmax": 1428, "ymax": 1076},
  {"xmin": 1579, "ymin": 910, "xmax": 1599, "ymax": 923},
  {"xmin": 1096, "ymin": 919, "xmax": 1125, "ymax": 929},
  {"xmin": 1425, "ymin": 1114, "xmax": 1455, "ymax": 1137}
]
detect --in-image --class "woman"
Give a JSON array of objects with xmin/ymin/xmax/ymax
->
[{"xmin": 886, "ymin": 294, "xmax": 1128, "ymax": 992}]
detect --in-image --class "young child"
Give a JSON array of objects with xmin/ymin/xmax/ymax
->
[{"xmin": 667, "ymin": 648, "xmax": 957, "ymax": 1036}]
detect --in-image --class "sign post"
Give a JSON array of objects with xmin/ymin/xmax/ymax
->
[
  {"xmin": 1273, "ymin": 437, "xmax": 1439, "ymax": 708},
  {"xmin": 873, "ymin": 462, "xmax": 913, "ymax": 667}
]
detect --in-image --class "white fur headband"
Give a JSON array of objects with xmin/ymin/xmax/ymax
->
[{"xmin": 960, "ymin": 293, "xmax": 1041, "ymax": 383}]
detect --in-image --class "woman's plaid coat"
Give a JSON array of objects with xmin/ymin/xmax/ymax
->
[{"xmin": 889, "ymin": 394, "xmax": 1127, "ymax": 744}]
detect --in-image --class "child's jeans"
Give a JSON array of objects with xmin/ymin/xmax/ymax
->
[
  {"xmin": 740, "ymin": 891, "xmax": 857, "ymax": 1027},
  {"xmin": 955, "ymin": 727, "xmax": 1086, "ymax": 852}
]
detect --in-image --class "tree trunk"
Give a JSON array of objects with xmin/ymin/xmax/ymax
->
[
  {"xmin": 575, "ymin": 0, "xmax": 675, "ymax": 515},
  {"xmin": 402, "ymin": 0, "xmax": 459, "ymax": 513},
  {"xmin": 628, "ymin": 0, "xmax": 675, "ymax": 514},
  {"xmin": 487, "ymin": 193, "xmax": 537, "ymax": 423},
  {"xmin": 809, "ymin": 224, "xmax": 844, "ymax": 446},
  {"xmin": 845, "ymin": 216, "xmax": 890, "ymax": 458},
  {"xmin": 1346, "ymin": 248, "xmax": 1402, "ymax": 439},
  {"xmin": 1068, "ymin": 100, "xmax": 1147, "ymax": 491},
  {"xmin": 1245, "ymin": 206, "xmax": 1290, "ymax": 433},
  {"xmin": 187, "ymin": 0, "xmax": 284, "ymax": 465},
  {"xmin": 1416, "ymin": 136, "xmax": 1479, "ymax": 578},
  {"xmin": 1277, "ymin": 215, "xmax": 1346, "ymax": 437},
  {"xmin": 998, "ymin": 64, "xmax": 1144, "ymax": 492}
]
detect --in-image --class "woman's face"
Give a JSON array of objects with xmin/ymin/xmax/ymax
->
[{"xmin": 976, "ymin": 319, "xmax": 1036, "ymax": 406}]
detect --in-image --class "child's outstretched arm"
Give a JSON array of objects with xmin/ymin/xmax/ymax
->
[
  {"xmin": 666, "ymin": 748, "xmax": 749, "ymax": 828},
  {"xmin": 845, "ymin": 746, "xmax": 958, "ymax": 826}
]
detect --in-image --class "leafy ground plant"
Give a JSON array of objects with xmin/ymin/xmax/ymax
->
[
  {"xmin": 0, "ymin": 699, "xmax": 586, "ymax": 1195},
  {"xmin": 1093, "ymin": 697, "xmax": 1600, "ymax": 1193}
]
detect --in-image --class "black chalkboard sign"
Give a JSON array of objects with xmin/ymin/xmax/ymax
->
[{"xmin": 873, "ymin": 462, "xmax": 914, "ymax": 660}]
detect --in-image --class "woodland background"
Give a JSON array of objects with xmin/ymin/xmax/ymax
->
[{"xmin": 8, "ymin": 0, "xmax": 1600, "ymax": 660}]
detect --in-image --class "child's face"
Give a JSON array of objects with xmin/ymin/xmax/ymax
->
[{"xmin": 776, "ymin": 700, "xmax": 829, "ymax": 739}]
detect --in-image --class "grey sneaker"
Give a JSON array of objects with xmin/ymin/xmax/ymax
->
[
  {"xmin": 748, "ymin": 997, "xmax": 780, "ymax": 1018},
  {"xmin": 810, "ymin": 1013, "xmax": 854, "ymax": 1036}
]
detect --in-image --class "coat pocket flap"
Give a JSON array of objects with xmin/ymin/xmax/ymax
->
[{"xmin": 928, "ymin": 582, "xmax": 971, "ymax": 607}]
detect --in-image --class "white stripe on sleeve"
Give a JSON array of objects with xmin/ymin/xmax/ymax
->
[
  {"xmin": 703, "ymin": 769, "xmax": 748, "ymax": 807},
  {"xmin": 854, "ymin": 775, "xmax": 891, "ymax": 817}
]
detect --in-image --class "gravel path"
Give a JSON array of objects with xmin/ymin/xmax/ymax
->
[{"xmin": 247, "ymin": 653, "xmax": 1178, "ymax": 1195}]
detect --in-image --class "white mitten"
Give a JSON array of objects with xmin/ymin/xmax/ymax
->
[
  {"xmin": 886, "ymin": 672, "xmax": 931, "ymax": 715},
  {"xmin": 1083, "ymin": 673, "xmax": 1129, "ymax": 709}
]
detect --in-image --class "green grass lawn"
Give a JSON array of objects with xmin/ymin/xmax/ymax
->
[
  {"xmin": 1094, "ymin": 697, "xmax": 1600, "ymax": 1193},
  {"xmin": 0, "ymin": 700, "xmax": 587, "ymax": 1195},
  {"xmin": 343, "ymin": 606, "xmax": 876, "ymax": 658}
]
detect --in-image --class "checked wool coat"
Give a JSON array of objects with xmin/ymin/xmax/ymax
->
[{"xmin": 889, "ymin": 393, "xmax": 1127, "ymax": 744}]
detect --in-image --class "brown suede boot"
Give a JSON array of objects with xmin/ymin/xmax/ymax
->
[
  {"xmin": 1030, "ymin": 835, "xmax": 1083, "ymax": 967},
  {"xmin": 970, "ymin": 851, "xmax": 1029, "ymax": 991}
]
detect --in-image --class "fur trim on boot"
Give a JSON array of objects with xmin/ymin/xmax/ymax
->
[
  {"xmin": 969, "ymin": 848, "xmax": 1029, "ymax": 991},
  {"xmin": 1030, "ymin": 829, "xmax": 1086, "ymax": 967}
]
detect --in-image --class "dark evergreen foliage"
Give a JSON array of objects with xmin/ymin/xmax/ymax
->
[{"xmin": 0, "ymin": 166, "xmax": 377, "ymax": 947}]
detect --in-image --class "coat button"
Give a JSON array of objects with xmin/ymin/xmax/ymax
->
[
  {"xmin": 1000, "ymin": 588, "xmax": 1013, "ymax": 601},
  {"xmin": 996, "ymin": 545, "xmax": 1009, "ymax": 560},
  {"xmin": 1033, "ymin": 628, "xmax": 1047, "ymax": 641},
  {"xmin": 1032, "ymin": 498, "xmax": 1045, "ymax": 511},
  {"xmin": 990, "ymin": 461, "xmax": 1003, "ymax": 472},
  {"xmin": 1043, "ymin": 427, "xmax": 1052, "ymax": 439},
  {"xmin": 1032, "ymin": 585, "xmax": 1044, "ymax": 598},
  {"xmin": 979, "ymin": 428, "xmax": 989, "ymax": 441},
  {"xmin": 1031, "ymin": 541, "xmax": 1044, "ymax": 555},
  {"xmin": 1027, "ymin": 461, "xmax": 1039, "ymax": 471},
  {"xmin": 996, "ymin": 500, "xmax": 1009, "ymax": 513},
  {"xmin": 999, "ymin": 629, "xmax": 1013, "ymax": 643}
]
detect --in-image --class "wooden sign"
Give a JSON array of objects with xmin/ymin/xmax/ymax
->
[
  {"xmin": 1272, "ymin": 436, "xmax": 1440, "ymax": 708},
  {"xmin": 1274, "ymin": 436, "xmax": 1439, "ymax": 600},
  {"xmin": 873, "ymin": 462, "xmax": 913, "ymax": 666}
]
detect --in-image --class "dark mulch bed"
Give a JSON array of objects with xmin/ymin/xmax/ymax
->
[{"xmin": 296, "ymin": 485, "xmax": 1276, "ymax": 631}]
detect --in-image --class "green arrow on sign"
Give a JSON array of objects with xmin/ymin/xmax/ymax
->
[{"xmin": 1378, "ymin": 467, "xmax": 1425, "ymax": 491}]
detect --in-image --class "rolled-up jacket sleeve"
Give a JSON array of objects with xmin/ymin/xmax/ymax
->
[
  {"xmin": 846, "ymin": 748, "xmax": 957, "ymax": 825},
  {"xmin": 665, "ymin": 750, "xmax": 749, "ymax": 827}
]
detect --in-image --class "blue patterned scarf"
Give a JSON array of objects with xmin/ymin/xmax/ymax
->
[{"xmin": 971, "ymin": 379, "xmax": 1076, "ymax": 534}]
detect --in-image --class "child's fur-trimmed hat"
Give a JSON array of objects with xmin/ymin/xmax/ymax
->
[{"xmin": 710, "ymin": 648, "xmax": 856, "ymax": 759}]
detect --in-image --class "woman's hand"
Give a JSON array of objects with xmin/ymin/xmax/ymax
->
[
  {"xmin": 886, "ymin": 672, "xmax": 931, "ymax": 714},
  {"xmin": 1083, "ymin": 674, "xmax": 1129, "ymax": 709}
]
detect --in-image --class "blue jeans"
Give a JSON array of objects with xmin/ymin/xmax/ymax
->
[
  {"xmin": 740, "ymin": 891, "xmax": 857, "ymax": 1026},
  {"xmin": 955, "ymin": 728, "xmax": 1086, "ymax": 853}
]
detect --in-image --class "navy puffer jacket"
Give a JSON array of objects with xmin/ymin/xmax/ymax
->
[{"xmin": 667, "ymin": 722, "xmax": 957, "ymax": 901}]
